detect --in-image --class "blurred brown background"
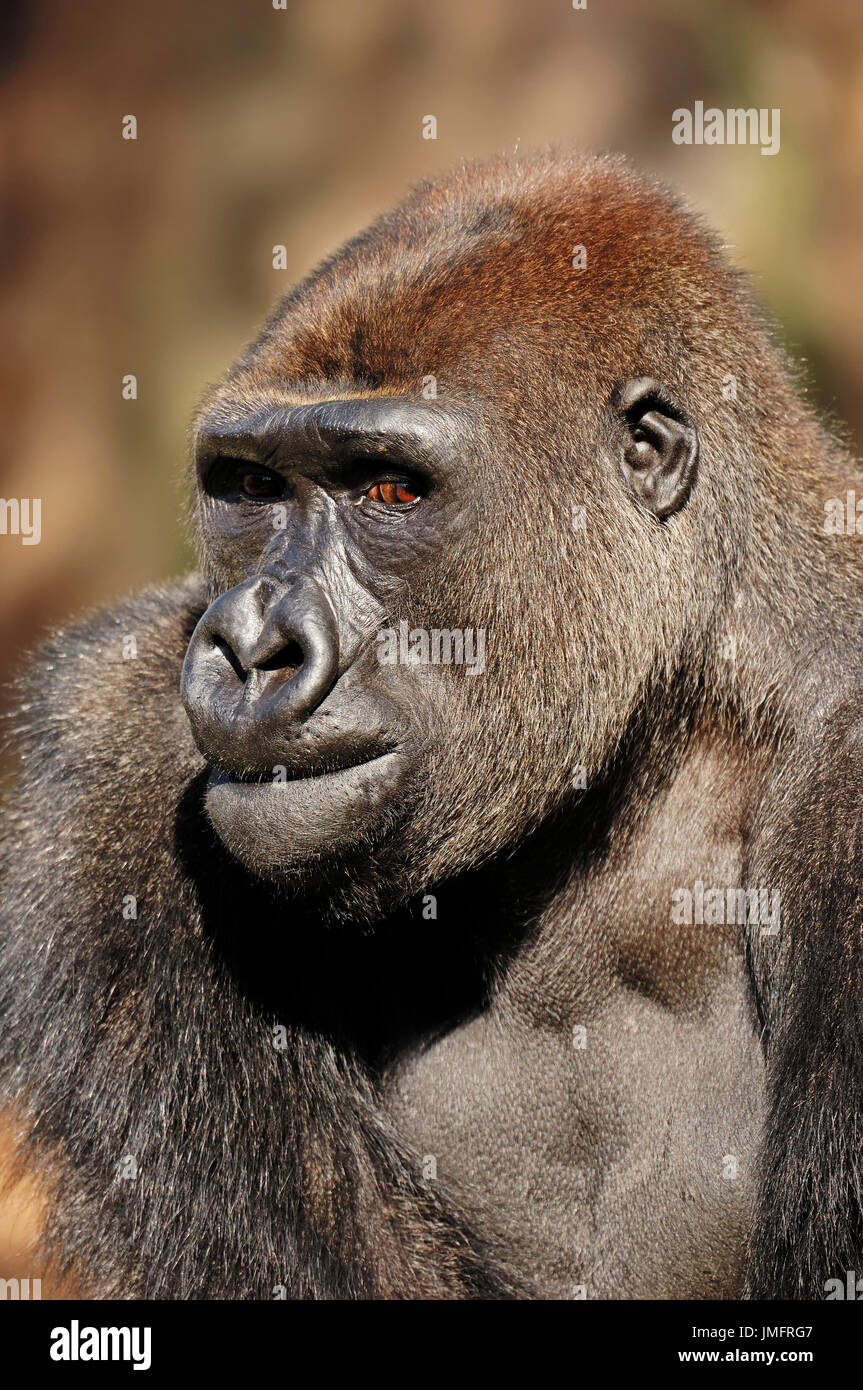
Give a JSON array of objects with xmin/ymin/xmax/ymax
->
[{"xmin": 1, "ymin": 0, "xmax": 862, "ymax": 1294}]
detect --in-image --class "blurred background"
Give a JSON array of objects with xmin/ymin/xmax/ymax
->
[{"xmin": 1, "ymin": 0, "xmax": 862, "ymax": 1294}]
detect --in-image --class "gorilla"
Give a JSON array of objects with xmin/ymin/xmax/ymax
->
[{"xmin": 1, "ymin": 152, "xmax": 860, "ymax": 1300}]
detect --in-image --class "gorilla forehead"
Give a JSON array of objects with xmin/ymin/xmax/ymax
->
[{"xmin": 218, "ymin": 152, "xmax": 737, "ymax": 402}]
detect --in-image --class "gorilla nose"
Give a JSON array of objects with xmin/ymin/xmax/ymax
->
[
  {"xmin": 207, "ymin": 574, "xmax": 338, "ymax": 719},
  {"xmin": 181, "ymin": 573, "xmax": 339, "ymax": 765}
]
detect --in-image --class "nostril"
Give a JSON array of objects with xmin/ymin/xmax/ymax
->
[
  {"xmin": 256, "ymin": 640, "xmax": 304, "ymax": 673},
  {"xmin": 213, "ymin": 635, "xmax": 248, "ymax": 683}
]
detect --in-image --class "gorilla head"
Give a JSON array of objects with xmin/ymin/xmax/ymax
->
[{"xmin": 181, "ymin": 153, "xmax": 761, "ymax": 915}]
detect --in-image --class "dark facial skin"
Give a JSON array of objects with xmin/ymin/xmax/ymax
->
[{"xmin": 182, "ymin": 397, "xmax": 473, "ymax": 877}]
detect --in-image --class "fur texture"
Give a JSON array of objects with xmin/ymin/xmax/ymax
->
[{"xmin": 2, "ymin": 152, "xmax": 863, "ymax": 1298}]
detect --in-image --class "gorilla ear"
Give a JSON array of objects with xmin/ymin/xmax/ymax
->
[{"xmin": 611, "ymin": 377, "xmax": 699, "ymax": 519}]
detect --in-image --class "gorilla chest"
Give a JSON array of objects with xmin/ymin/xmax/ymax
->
[
  {"xmin": 386, "ymin": 740, "xmax": 767, "ymax": 1297},
  {"xmin": 385, "ymin": 970, "xmax": 765, "ymax": 1299}
]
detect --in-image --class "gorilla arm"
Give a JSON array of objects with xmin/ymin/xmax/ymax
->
[{"xmin": 745, "ymin": 704, "xmax": 863, "ymax": 1299}]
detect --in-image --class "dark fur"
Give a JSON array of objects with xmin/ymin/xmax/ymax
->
[
  {"xmin": 2, "ymin": 152, "xmax": 863, "ymax": 1298},
  {"xmin": 0, "ymin": 581, "xmax": 520, "ymax": 1297}
]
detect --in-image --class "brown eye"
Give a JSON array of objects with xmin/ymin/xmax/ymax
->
[
  {"xmin": 240, "ymin": 469, "xmax": 283, "ymax": 500},
  {"xmin": 365, "ymin": 481, "xmax": 420, "ymax": 505}
]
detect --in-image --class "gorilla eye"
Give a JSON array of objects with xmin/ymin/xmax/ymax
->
[
  {"xmin": 239, "ymin": 468, "xmax": 284, "ymax": 500},
  {"xmin": 364, "ymin": 480, "xmax": 420, "ymax": 506}
]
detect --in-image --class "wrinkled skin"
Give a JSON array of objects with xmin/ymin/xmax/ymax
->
[{"xmin": 183, "ymin": 398, "xmax": 461, "ymax": 883}]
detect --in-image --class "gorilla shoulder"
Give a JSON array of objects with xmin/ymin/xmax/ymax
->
[{"xmin": 4, "ymin": 576, "xmax": 206, "ymax": 821}]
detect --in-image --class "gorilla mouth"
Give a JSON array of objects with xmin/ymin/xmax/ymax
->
[
  {"xmin": 211, "ymin": 740, "xmax": 400, "ymax": 785},
  {"xmin": 203, "ymin": 746, "xmax": 410, "ymax": 876}
]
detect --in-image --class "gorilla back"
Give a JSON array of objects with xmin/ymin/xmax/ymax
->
[{"xmin": 2, "ymin": 152, "xmax": 862, "ymax": 1299}]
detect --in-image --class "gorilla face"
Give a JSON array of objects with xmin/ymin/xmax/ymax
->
[{"xmin": 182, "ymin": 395, "xmax": 477, "ymax": 889}]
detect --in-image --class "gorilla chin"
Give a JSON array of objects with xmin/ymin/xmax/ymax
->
[{"xmin": 204, "ymin": 750, "xmax": 411, "ymax": 878}]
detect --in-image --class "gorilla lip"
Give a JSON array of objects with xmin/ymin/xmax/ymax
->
[
  {"xmin": 204, "ymin": 749, "xmax": 409, "ymax": 874},
  {"xmin": 210, "ymin": 741, "xmax": 399, "ymax": 785}
]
